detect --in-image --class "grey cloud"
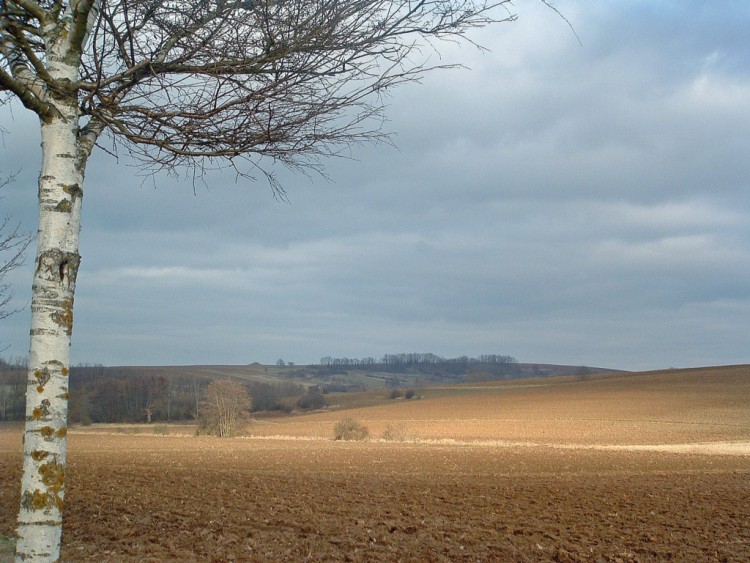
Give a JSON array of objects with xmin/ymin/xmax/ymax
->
[{"xmin": 2, "ymin": 1, "xmax": 750, "ymax": 369}]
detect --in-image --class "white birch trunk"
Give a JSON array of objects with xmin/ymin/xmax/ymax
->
[
  {"xmin": 15, "ymin": 98, "xmax": 86, "ymax": 562},
  {"xmin": 13, "ymin": 0, "xmax": 102, "ymax": 554}
]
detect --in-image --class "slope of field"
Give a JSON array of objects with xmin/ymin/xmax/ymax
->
[
  {"xmin": 104, "ymin": 361, "xmax": 623, "ymax": 390},
  {"xmin": 248, "ymin": 365, "xmax": 750, "ymax": 447},
  {"xmin": 115, "ymin": 363, "xmax": 419, "ymax": 391}
]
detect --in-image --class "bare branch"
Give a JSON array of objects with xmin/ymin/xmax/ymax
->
[
  {"xmin": 69, "ymin": 0, "xmax": 517, "ymax": 182},
  {"xmin": 0, "ymin": 64, "xmax": 53, "ymax": 115},
  {"xmin": 0, "ymin": 1, "xmax": 54, "ymax": 114},
  {"xmin": 0, "ymin": 172, "xmax": 33, "ymax": 321},
  {"xmin": 540, "ymin": 0, "xmax": 581, "ymax": 46},
  {"xmin": 4, "ymin": 18, "xmax": 55, "ymax": 83},
  {"xmin": 5, "ymin": 0, "xmax": 47, "ymax": 23}
]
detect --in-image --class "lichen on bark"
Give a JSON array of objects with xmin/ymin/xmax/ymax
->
[
  {"xmin": 31, "ymin": 399, "xmax": 51, "ymax": 421},
  {"xmin": 34, "ymin": 368, "xmax": 51, "ymax": 393},
  {"xmin": 38, "ymin": 461, "xmax": 65, "ymax": 494},
  {"xmin": 31, "ymin": 450, "xmax": 50, "ymax": 462},
  {"xmin": 50, "ymin": 298, "xmax": 74, "ymax": 336}
]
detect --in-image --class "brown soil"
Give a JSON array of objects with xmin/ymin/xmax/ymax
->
[
  {"xmin": 2, "ymin": 367, "xmax": 749, "ymax": 561},
  {"xmin": 1, "ymin": 431, "xmax": 749, "ymax": 562}
]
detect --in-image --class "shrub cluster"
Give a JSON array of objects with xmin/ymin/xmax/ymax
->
[
  {"xmin": 297, "ymin": 389, "xmax": 326, "ymax": 410},
  {"xmin": 333, "ymin": 418, "xmax": 369, "ymax": 441},
  {"xmin": 389, "ymin": 389, "xmax": 417, "ymax": 400}
]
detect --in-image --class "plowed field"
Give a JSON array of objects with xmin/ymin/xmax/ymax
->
[{"xmin": 1, "ymin": 366, "xmax": 749, "ymax": 561}]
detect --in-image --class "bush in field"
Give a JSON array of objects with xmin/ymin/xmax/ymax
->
[
  {"xmin": 389, "ymin": 389, "xmax": 403, "ymax": 399},
  {"xmin": 404, "ymin": 389, "xmax": 416, "ymax": 400},
  {"xmin": 333, "ymin": 418, "xmax": 369, "ymax": 441}
]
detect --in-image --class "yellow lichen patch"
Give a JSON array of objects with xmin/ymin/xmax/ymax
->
[
  {"xmin": 56, "ymin": 428, "xmax": 67, "ymax": 439},
  {"xmin": 21, "ymin": 489, "xmax": 63, "ymax": 512},
  {"xmin": 31, "ymin": 399, "xmax": 51, "ymax": 420},
  {"xmin": 51, "ymin": 299, "xmax": 74, "ymax": 336},
  {"xmin": 39, "ymin": 426, "xmax": 55, "ymax": 439},
  {"xmin": 61, "ymin": 367, "xmax": 69, "ymax": 376},
  {"xmin": 31, "ymin": 450, "xmax": 50, "ymax": 462},
  {"xmin": 22, "ymin": 489, "xmax": 52, "ymax": 511},
  {"xmin": 34, "ymin": 368, "xmax": 51, "ymax": 392},
  {"xmin": 38, "ymin": 461, "xmax": 65, "ymax": 494}
]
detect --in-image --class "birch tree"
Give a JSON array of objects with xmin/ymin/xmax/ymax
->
[{"xmin": 0, "ymin": 0, "xmax": 521, "ymax": 560}]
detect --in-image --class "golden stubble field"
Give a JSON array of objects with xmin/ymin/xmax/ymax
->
[
  {"xmin": 1, "ymin": 365, "xmax": 749, "ymax": 561},
  {"xmin": 250, "ymin": 365, "xmax": 750, "ymax": 447}
]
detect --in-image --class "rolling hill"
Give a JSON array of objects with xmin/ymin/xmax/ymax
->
[{"xmin": 244, "ymin": 364, "xmax": 750, "ymax": 447}]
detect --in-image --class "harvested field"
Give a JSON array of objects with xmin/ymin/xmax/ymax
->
[
  {"xmin": 1, "ymin": 365, "xmax": 749, "ymax": 561},
  {"xmin": 250, "ymin": 365, "xmax": 750, "ymax": 445}
]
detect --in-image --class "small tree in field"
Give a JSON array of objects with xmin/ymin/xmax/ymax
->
[{"xmin": 199, "ymin": 380, "xmax": 252, "ymax": 438}]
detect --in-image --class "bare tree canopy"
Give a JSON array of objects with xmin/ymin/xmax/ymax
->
[{"xmin": 2, "ymin": 0, "xmax": 515, "ymax": 187}]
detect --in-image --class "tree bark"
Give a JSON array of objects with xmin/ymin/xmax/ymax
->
[{"xmin": 16, "ymin": 102, "xmax": 85, "ymax": 561}]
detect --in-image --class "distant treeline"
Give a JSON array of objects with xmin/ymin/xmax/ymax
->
[
  {"xmin": 68, "ymin": 364, "xmax": 199, "ymax": 424},
  {"xmin": 0, "ymin": 356, "xmax": 25, "ymax": 421},
  {"xmin": 318, "ymin": 353, "xmax": 520, "ymax": 380},
  {"xmin": 68, "ymin": 365, "xmax": 307, "ymax": 424},
  {"xmin": 1, "ymin": 353, "xmax": 599, "ymax": 425},
  {"xmin": 0, "ymin": 358, "xmax": 306, "ymax": 424}
]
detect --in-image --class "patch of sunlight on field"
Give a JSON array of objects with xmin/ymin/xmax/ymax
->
[{"xmin": 248, "ymin": 365, "xmax": 750, "ymax": 446}]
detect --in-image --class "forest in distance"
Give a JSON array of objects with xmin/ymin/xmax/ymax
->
[{"xmin": 0, "ymin": 353, "xmax": 618, "ymax": 424}]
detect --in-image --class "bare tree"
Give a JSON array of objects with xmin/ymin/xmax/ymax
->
[
  {"xmin": 0, "ymin": 0, "xmax": 529, "ymax": 559},
  {"xmin": 199, "ymin": 379, "xmax": 252, "ymax": 437},
  {"xmin": 0, "ymin": 173, "xmax": 32, "ymax": 326}
]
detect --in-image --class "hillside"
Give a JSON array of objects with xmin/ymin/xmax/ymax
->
[
  {"xmin": 106, "ymin": 361, "xmax": 623, "ymax": 389},
  {"xmin": 245, "ymin": 364, "xmax": 750, "ymax": 447}
]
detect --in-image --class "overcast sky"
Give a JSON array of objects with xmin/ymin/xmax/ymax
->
[{"xmin": 2, "ymin": 1, "xmax": 749, "ymax": 370}]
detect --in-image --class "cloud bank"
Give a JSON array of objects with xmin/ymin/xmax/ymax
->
[{"xmin": 2, "ymin": 1, "xmax": 749, "ymax": 370}]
